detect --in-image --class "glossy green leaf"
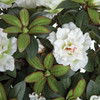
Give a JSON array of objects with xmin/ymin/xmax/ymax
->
[
  {"xmin": 25, "ymin": 71, "xmax": 44, "ymax": 83},
  {"xmin": 66, "ymin": 89, "xmax": 74, "ymax": 100},
  {"xmin": 51, "ymin": 65, "xmax": 70, "ymax": 77},
  {"xmin": 73, "ymin": 79, "xmax": 86, "ymax": 98},
  {"xmin": 18, "ymin": 34, "xmax": 30, "ymax": 52},
  {"xmin": 26, "ymin": 36, "xmax": 38, "ymax": 60},
  {"xmin": 26, "ymin": 56, "xmax": 45, "ymax": 70},
  {"xmin": 57, "ymin": 0, "xmax": 80, "ymax": 9},
  {"xmin": 29, "ymin": 26, "xmax": 50, "ymax": 34},
  {"xmin": 34, "ymin": 77, "xmax": 46, "ymax": 94},
  {"xmin": 44, "ymin": 53, "xmax": 54, "ymax": 70},
  {"xmin": 0, "ymin": 14, "xmax": 22, "ymax": 28},
  {"xmin": 0, "ymin": 83, "xmax": 7, "ymax": 100},
  {"xmin": 88, "ymin": 8, "xmax": 100, "ymax": 25},
  {"xmin": 9, "ymin": 81, "xmax": 26, "ymax": 100},
  {"xmin": 4, "ymin": 27, "xmax": 22, "ymax": 33},
  {"xmin": 86, "ymin": 80, "xmax": 100, "ymax": 99},
  {"xmin": 54, "ymin": 97, "xmax": 65, "ymax": 100},
  {"xmin": 29, "ymin": 16, "xmax": 51, "ymax": 29},
  {"xmin": 72, "ymin": 0, "xmax": 86, "ymax": 4},
  {"xmin": 47, "ymin": 76, "xmax": 58, "ymax": 92},
  {"xmin": 20, "ymin": 9, "xmax": 29, "ymax": 27}
]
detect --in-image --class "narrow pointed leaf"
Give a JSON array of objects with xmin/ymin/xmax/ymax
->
[
  {"xmin": 20, "ymin": 9, "xmax": 29, "ymax": 27},
  {"xmin": 44, "ymin": 53, "xmax": 54, "ymax": 70},
  {"xmin": 0, "ymin": 83, "xmax": 7, "ymax": 100},
  {"xmin": 88, "ymin": 8, "xmax": 100, "ymax": 25},
  {"xmin": 0, "ymin": 14, "xmax": 22, "ymax": 28},
  {"xmin": 9, "ymin": 81, "xmax": 26, "ymax": 100},
  {"xmin": 51, "ymin": 65, "xmax": 70, "ymax": 77},
  {"xmin": 26, "ymin": 36, "xmax": 38, "ymax": 60},
  {"xmin": 26, "ymin": 56, "xmax": 45, "ymax": 70},
  {"xmin": 29, "ymin": 16, "xmax": 51, "ymax": 29},
  {"xmin": 54, "ymin": 97, "xmax": 65, "ymax": 100},
  {"xmin": 34, "ymin": 77, "xmax": 46, "ymax": 94},
  {"xmin": 66, "ymin": 89, "xmax": 74, "ymax": 100},
  {"xmin": 4, "ymin": 27, "xmax": 22, "ymax": 33},
  {"xmin": 25, "ymin": 71, "xmax": 44, "ymax": 83},
  {"xmin": 47, "ymin": 76, "xmax": 58, "ymax": 92},
  {"xmin": 73, "ymin": 79, "xmax": 86, "ymax": 98},
  {"xmin": 18, "ymin": 34, "xmax": 30, "ymax": 52},
  {"xmin": 29, "ymin": 26, "xmax": 50, "ymax": 34}
]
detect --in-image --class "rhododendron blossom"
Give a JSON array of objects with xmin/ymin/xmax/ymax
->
[
  {"xmin": 47, "ymin": 22, "xmax": 91, "ymax": 71},
  {"xmin": 0, "ymin": 28, "xmax": 17, "ymax": 72}
]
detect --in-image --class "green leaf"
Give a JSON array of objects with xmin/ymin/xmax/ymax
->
[
  {"xmin": 51, "ymin": 65, "xmax": 70, "ymax": 77},
  {"xmin": 34, "ymin": 77, "xmax": 46, "ymax": 94},
  {"xmin": 29, "ymin": 16, "xmax": 51, "ymax": 29},
  {"xmin": 66, "ymin": 89, "xmax": 74, "ymax": 100},
  {"xmin": 47, "ymin": 76, "xmax": 58, "ymax": 92},
  {"xmin": 44, "ymin": 53, "xmax": 54, "ymax": 70},
  {"xmin": 4, "ymin": 27, "xmax": 22, "ymax": 33},
  {"xmin": 73, "ymin": 79, "xmax": 86, "ymax": 98},
  {"xmin": 18, "ymin": 34, "xmax": 30, "ymax": 52},
  {"xmin": 57, "ymin": 0, "xmax": 80, "ymax": 9},
  {"xmin": 26, "ymin": 36, "xmax": 38, "ymax": 60},
  {"xmin": 20, "ymin": 9, "xmax": 29, "ymax": 27},
  {"xmin": 54, "ymin": 97, "xmax": 65, "ymax": 100},
  {"xmin": 76, "ymin": 10, "xmax": 90, "ymax": 32},
  {"xmin": 26, "ymin": 56, "xmax": 45, "ymax": 70},
  {"xmin": 88, "ymin": 7, "xmax": 100, "ymax": 25},
  {"xmin": 72, "ymin": 0, "xmax": 86, "ymax": 4},
  {"xmin": 0, "ymin": 14, "xmax": 22, "ymax": 28},
  {"xmin": 25, "ymin": 71, "xmax": 44, "ymax": 83},
  {"xmin": 57, "ymin": 12, "xmax": 74, "ymax": 26},
  {"xmin": 9, "ymin": 81, "xmax": 26, "ymax": 100},
  {"xmin": 0, "ymin": 83, "xmax": 7, "ymax": 100},
  {"xmin": 29, "ymin": 26, "xmax": 50, "ymax": 34},
  {"xmin": 86, "ymin": 80, "xmax": 100, "ymax": 99}
]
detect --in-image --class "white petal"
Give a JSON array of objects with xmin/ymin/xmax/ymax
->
[
  {"xmin": 0, "ymin": 54, "xmax": 15, "ymax": 72},
  {"xmin": 84, "ymin": 32, "xmax": 91, "ymax": 50},
  {"xmin": 10, "ymin": 37, "xmax": 17, "ymax": 55},
  {"xmin": 62, "ymin": 22, "xmax": 76, "ymax": 30},
  {"xmin": 90, "ymin": 95, "xmax": 100, "ymax": 100},
  {"xmin": 70, "ymin": 56, "xmax": 88, "ymax": 71},
  {"xmin": 47, "ymin": 31, "xmax": 56, "ymax": 45}
]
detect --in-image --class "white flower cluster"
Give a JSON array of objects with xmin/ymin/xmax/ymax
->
[
  {"xmin": 47, "ymin": 22, "xmax": 91, "ymax": 71},
  {"xmin": 0, "ymin": 2, "xmax": 12, "ymax": 9},
  {"xmin": 0, "ymin": 28, "xmax": 17, "ymax": 72},
  {"xmin": 29, "ymin": 92, "xmax": 46, "ymax": 100}
]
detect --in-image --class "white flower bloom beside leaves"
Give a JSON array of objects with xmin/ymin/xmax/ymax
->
[
  {"xmin": 14, "ymin": 0, "xmax": 37, "ymax": 8},
  {"xmin": 90, "ymin": 95, "xmax": 100, "ymax": 100},
  {"xmin": 0, "ymin": 28, "xmax": 17, "ymax": 72},
  {"xmin": 47, "ymin": 22, "xmax": 91, "ymax": 71},
  {"xmin": 29, "ymin": 92, "xmax": 46, "ymax": 100}
]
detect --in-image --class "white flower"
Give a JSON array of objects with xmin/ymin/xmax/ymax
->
[
  {"xmin": 13, "ymin": 0, "xmax": 37, "ymax": 8},
  {"xmin": 47, "ymin": 22, "xmax": 91, "ymax": 71},
  {"xmin": 0, "ymin": 2, "xmax": 12, "ymax": 9},
  {"xmin": 37, "ymin": 39, "xmax": 45, "ymax": 53},
  {"xmin": 36, "ymin": 0, "xmax": 64, "ymax": 19},
  {"xmin": 90, "ymin": 95, "xmax": 100, "ymax": 100},
  {"xmin": 0, "ymin": 28, "xmax": 17, "ymax": 72},
  {"xmin": 29, "ymin": 92, "xmax": 46, "ymax": 100}
]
